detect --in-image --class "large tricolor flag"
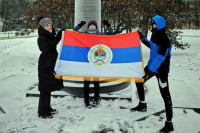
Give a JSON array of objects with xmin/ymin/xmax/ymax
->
[{"xmin": 55, "ymin": 30, "xmax": 145, "ymax": 82}]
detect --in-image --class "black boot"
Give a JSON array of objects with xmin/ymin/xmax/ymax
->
[
  {"xmin": 84, "ymin": 97, "xmax": 92, "ymax": 108},
  {"xmin": 160, "ymin": 121, "xmax": 174, "ymax": 133},
  {"xmin": 49, "ymin": 107, "xmax": 58, "ymax": 114},
  {"xmin": 130, "ymin": 102, "xmax": 147, "ymax": 112},
  {"xmin": 85, "ymin": 103, "xmax": 92, "ymax": 108},
  {"xmin": 38, "ymin": 114, "xmax": 53, "ymax": 119},
  {"xmin": 91, "ymin": 95, "xmax": 101, "ymax": 107}
]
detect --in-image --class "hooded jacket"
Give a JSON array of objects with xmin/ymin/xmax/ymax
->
[{"xmin": 141, "ymin": 16, "xmax": 172, "ymax": 75}]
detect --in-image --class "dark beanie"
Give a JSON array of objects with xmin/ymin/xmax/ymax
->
[{"xmin": 87, "ymin": 20, "xmax": 98, "ymax": 29}]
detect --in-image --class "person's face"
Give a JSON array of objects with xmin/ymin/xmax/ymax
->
[
  {"xmin": 89, "ymin": 25, "xmax": 96, "ymax": 29},
  {"xmin": 153, "ymin": 24, "xmax": 157, "ymax": 29},
  {"xmin": 44, "ymin": 24, "xmax": 52, "ymax": 32}
]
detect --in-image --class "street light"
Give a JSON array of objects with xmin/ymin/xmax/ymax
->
[{"xmin": 24, "ymin": 20, "xmax": 27, "ymax": 29}]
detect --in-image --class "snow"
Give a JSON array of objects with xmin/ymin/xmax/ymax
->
[
  {"xmin": 0, "ymin": 30, "xmax": 38, "ymax": 39},
  {"xmin": 0, "ymin": 30, "xmax": 200, "ymax": 133}
]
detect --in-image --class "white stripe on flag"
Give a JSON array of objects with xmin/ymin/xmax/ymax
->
[{"xmin": 55, "ymin": 60, "xmax": 144, "ymax": 78}]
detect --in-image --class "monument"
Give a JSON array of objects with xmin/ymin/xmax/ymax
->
[{"xmin": 74, "ymin": 0, "xmax": 101, "ymax": 31}]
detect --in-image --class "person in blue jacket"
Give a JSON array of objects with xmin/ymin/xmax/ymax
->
[
  {"xmin": 130, "ymin": 16, "xmax": 174, "ymax": 132},
  {"xmin": 74, "ymin": 20, "xmax": 113, "ymax": 108}
]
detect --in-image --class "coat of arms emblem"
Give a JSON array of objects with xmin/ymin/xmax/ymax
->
[{"xmin": 88, "ymin": 44, "xmax": 113, "ymax": 66}]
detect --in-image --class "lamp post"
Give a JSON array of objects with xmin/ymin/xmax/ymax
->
[{"xmin": 24, "ymin": 20, "xmax": 27, "ymax": 29}]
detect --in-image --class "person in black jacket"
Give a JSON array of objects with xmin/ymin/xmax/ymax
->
[
  {"xmin": 130, "ymin": 16, "xmax": 174, "ymax": 132},
  {"xmin": 74, "ymin": 20, "xmax": 113, "ymax": 108},
  {"xmin": 37, "ymin": 17, "xmax": 63, "ymax": 119}
]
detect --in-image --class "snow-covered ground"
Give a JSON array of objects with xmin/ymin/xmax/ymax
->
[
  {"xmin": 0, "ymin": 30, "xmax": 37, "ymax": 39},
  {"xmin": 0, "ymin": 30, "xmax": 200, "ymax": 133}
]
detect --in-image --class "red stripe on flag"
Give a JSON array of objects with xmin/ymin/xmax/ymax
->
[{"xmin": 63, "ymin": 30, "xmax": 141, "ymax": 48}]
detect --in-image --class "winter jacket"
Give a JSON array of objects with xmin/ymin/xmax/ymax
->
[
  {"xmin": 141, "ymin": 16, "xmax": 172, "ymax": 75},
  {"xmin": 37, "ymin": 26, "xmax": 63, "ymax": 92}
]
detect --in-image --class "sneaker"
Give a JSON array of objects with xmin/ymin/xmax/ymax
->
[
  {"xmin": 86, "ymin": 104, "xmax": 92, "ymax": 109},
  {"xmin": 85, "ymin": 102, "xmax": 92, "ymax": 109},
  {"xmin": 159, "ymin": 121, "xmax": 174, "ymax": 133},
  {"xmin": 130, "ymin": 102, "xmax": 147, "ymax": 112},
  {"xmin": 38, "ymin": 114, "xmax": 53, "ymax": 119},
  {"xmin": 84, "ymin": 99, "xmax": 92, "ymax": 108},
  {"xmin": 90, "ymin": 101, "xmax": 98, "ymax": 108},
  {"xmin": 92, "ymin": 95, "xmax": 101, "ymax": 106}
]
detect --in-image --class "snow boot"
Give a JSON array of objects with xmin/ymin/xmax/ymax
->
[
  {"xmin": 38, "ymin": 114, "xmax": 53, "ymax": 119},
  {"xmin": 159, "ymin": 121, "xmax": 174, "ymax": 133},
  {"xmin": 49, "ymin": 107, "xmax": 58, "ymax": 114},
  {"xmin": 85, "ymin": 103, "xmax": 92, "ymax": 109},
  {"xmin": 84, "ymin": 98, "xmax": 92, "ymax": 108},
  {"xmin": 130, "ymin": 102, "xmax": 147, "ymax": 112},
  {"xmin": 91, "ymin": 95, "xmax": 101, "ymax": 107}
]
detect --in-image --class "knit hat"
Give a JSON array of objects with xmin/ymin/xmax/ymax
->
[
  {"xmin": 39, "ymin": 18, "xmax": 52, "ymax": 28},
  {"xmin": 87, "ymin": 20, "xmax": 98, "ymax": 29}
]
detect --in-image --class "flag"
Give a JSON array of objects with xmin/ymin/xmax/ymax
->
[{"xmin": 55, "ymin": 30, "xmax": 145, "ymax": 82}]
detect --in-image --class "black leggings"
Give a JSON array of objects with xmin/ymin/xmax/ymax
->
[
  {"xmin": 135, "ymin": 71, "xmax": 173, "ymax": 121},
  {"xmin": 84, "ymin": 81, "xmax": 100, "ymax": 101}
]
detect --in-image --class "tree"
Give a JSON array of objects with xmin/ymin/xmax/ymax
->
[
  {"xmin": 102, "ymin": 0, "xmax": 136, "ymax": 34},
  {"xmin": 25, "ymin": 0, "xmax": 192, "ymax": 49},
  {"xmin": 102, "ymin": 0, "xmax": 190, "ymax": 49},
  {"xmin": 24, "ymin": 0, "xmax": 74, "ymax": 30},
  {"xmin": 184, "ymin": 0, "xmax": 200, "ymax": 29},
  {"xmin": 1, "ymin": 0, "xmax": 28, "ymax": 31}
]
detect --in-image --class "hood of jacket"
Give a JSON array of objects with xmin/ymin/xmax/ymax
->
[
  {"xmin": 38, "ymin": 26, "xmax": 54, "ymax": 38},
  {"xmin": 151, "ymin": 16, "xmax": 166, "ymax": 30}
]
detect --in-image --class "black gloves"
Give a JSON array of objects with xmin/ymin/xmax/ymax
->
[
  {"xmin": 56, "ymin": 30, "xmax": 63, "ymax": 43},
  {"xmin": 51, "ymin": 27, "xmax": 56, "ymax": 36},
  {"xmin": 78, "ymin": 21, "xmax": 86, "ymax": 28},
  {"xmin": 102, "ymin": 20, "xmax": 111, "ymax": 27},
  {"xmin": 143, "ymin": 67, "xmax": 154, "ymax": 82},
  {"xmin": 138, "ymin": 31, "xmax": 145, "ymax": 39}
]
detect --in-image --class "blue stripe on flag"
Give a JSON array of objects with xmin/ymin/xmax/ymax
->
[{"xmin": 60, "ymin": 45, "xmax": 142, "ymax": 63}]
